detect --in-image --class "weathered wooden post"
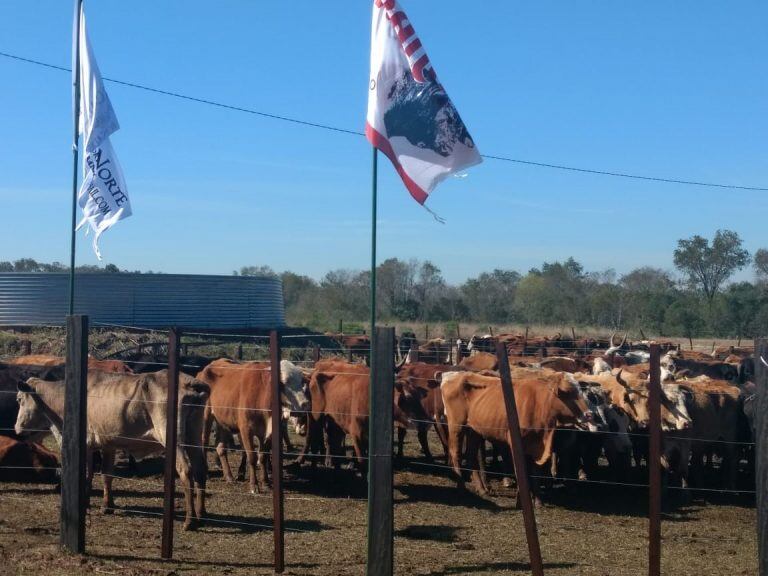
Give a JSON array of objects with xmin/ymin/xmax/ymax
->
[
  {"xmin": 270, "ymin": 330, "xmax": 285, "ymax": 573},
  {"xmin": 755, "ymin": 338, "xmax": 768, "ymax": 576},
  {"xmin": 313, "ymin": 344, "xmax": 321, "ymax": 364},
  {"xmin": 367, "ymin": 326, "xmax": 394, "ymax": 576},
  {"xmin": 61, "ymin": 314, "xmax": 88, "ymax": 554},
  {"xmin": 495, "ymin": 342, "xmax": 544, "ymax": 576},
  {"xmin": 161, "ymin": 327, "xmax": 180, "ymax": 560},
  {"xmin": 236, "ymin": 343, "xmax": 243, "ymax": 360},
  {"xmin": 648, "ymin": 344, "xmax": 662, "ymax": 576},
  {"xmin": 21, "ymin": 339, "xmax": 31, "ymax": 355}
]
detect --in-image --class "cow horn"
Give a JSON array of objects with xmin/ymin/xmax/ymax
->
[
  {"xmin": 615, "ymin": 369, "xmax": 629, "ymax": 388},
  {"xmin": 609, "ymin": 332, "xmax": 617, "ymax": 348},
  {"xmin": 395, "ymin": 355, "xmax": 408, "ymax": 370},
  {"xmin": 761, "ymin": 356, "xmax": 768, "ymax": 369},
  {"xmin": 620, "ymin": 332, "xmax": 628, "ymax": 347}
]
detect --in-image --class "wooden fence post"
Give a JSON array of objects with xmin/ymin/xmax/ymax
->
[
  {"xmin": 648, "ymin": 344, "xmax": 662, "ymax": 576},
  {"xmin": 367, "ymin": 326, "xmax": 394, "ymax": 576},
  {"xmin": 61, "ymin": 314, "xmax": 88, "ymax": 554},
  {"xmin": 161, "ymin": 327, "xmax": 180, "ymax": 560},
  {"xmin": 495, "ymin": 342, "xmax": 544, "ymax": 576},
  {"xmin": 236, "ymin": 343, "xmax": 243, "ymax": 360},
  {"xmin": 755, "ymin": 338, "xmax": 768, "ymax": 576},
  {"xmin": 21, "ymin": 339, "xmax": 31, "ymax": 355},
  {"xmin": 313, "ymin": 345, "xmax": 321, "ymax": 364},
  {"xmin": 270, "ymin": 330, "xmax": 285, "ymax": 573}
]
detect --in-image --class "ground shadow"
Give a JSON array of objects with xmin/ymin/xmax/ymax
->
[
  {"xmin": 429, "ymin": 561, "xmax": 579, "ymax": 575},
  {"xmin": 395, "ymin": 524, "xmax": 460, "ymax": 543},
  {"xmin": 396, "ymin": 482, "xmax": 505, "ymax": 512},
  {"xmin": 100, "ymin": 504, "xmax": 325, "ymax": 535},
  {"xmin": 91, "ymin": 551, "xmax": 320, "ymax": 571}
]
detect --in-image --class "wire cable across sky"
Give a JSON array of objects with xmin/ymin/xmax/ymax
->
[{"xmin": 1, "ymin": 49, "xmax": 766, "ymax": 192}]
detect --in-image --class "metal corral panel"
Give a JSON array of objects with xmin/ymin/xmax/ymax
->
[{"xmin": 0, "ymin": 273, "xmax": 285, "ymax": 328}]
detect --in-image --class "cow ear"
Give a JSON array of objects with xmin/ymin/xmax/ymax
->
[
  {"xmin": 394, "ymin": 380, "xmax": 404, "ymax": 392},
  {"xmin": 427, "ymin": 378, "xmax": 440, "ymax": 389},
  {"xmin": 17, "ymin": 379, "xmax": 34, "ymax": 394}
]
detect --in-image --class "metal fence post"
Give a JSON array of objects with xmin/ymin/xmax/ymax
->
[
  {"xmin": 495, "ymin": 342, "xmax": 544, "ymax": 576},
  {"xmin": 161, "ymin": 327, "xmax": 180, "ymax": 559},
  {"xmin": 648, "ymin": 344, "xmax": 662, "ymax": 576},
  {"xmin": 367, "ymin": 326, "xmax": 394, "ymax": 576},
  {"xmin": 755, "ymin": 338, "xmax": 768, "ymax": 576},
  {"xmin": 61, "ymin": 314, "xmax": 88, "ymax": 554},
  {"xmin": 270, "ymin": 330, "xmax": 285, "ymax": 573}
]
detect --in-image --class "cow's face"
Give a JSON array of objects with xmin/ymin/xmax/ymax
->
[
  {"xmin": 15, "ymin": 386, "xmax": 48, "ymax": 437},
  {"xmin": 555, "ymin": 377, "xmax": 594, "ymax": 431},
  {"xmin": 592, "ymin": 357, "xmax": 612, "ymax": 375},
  {"xmin": 604, "ymin": 406, "xmax": 633, "ymax": 453},
  {"xmin": 661, "ymin": 384, "xmax": 692, "ymax": 432},
  {"xmin": 394, "ymin": 379, "xmax": 428, "ymax": 424},
  {"xmin": 579, "ymin": 384, "xmax": 608, "ymax": 431},
  {"xmin": 279, "ymin": 361, "xmax": 311, "ymax": 413},
  {"xmin": 624, "ymin": 388, "xmax": 650, "ymax": 430}
]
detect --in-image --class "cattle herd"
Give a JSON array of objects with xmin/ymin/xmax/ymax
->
[{"xmin": 0, "ymin": 330, "xmax": 757, "ymax": 534}]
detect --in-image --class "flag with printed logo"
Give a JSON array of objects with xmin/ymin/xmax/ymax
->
[
  {"xmin": 75, "ymin": 5, "xmax": 131, "ymax": 259},
  {"xmin": 366, "ymin": 0, "xmax": 481, "ymax": 205}
]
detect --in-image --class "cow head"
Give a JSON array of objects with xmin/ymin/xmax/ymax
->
[
  {"xmin": 661, "ymin": 384, "xmax": 692, "ymax": 431},
  {"xmin": 592, "ymin": 356, "xmax": 612, "ymax": 375},
  {"xmin": 554, "ymin": 375, "xmax": 595, "ymax": 431},
  {"xmin": 279, "ymin": 360, "xmax": 310, "ymax": 411},
  {"xmin": 393, "ymin": 378, "xmax": 429, "ymax": 425},
  {"xmin": 604, "ymin": 332, "xmax": 628, "ymax": 357},
  {"xmin": 15, "ymin": 379, "xmax": 55, "ymax": 438},
  {"xmin": 603, "ymin": 405, "xmax": 633, "ymax": 453},
  {"xmin": 577, "ymin": 381, "xmax": 608, "ymax": 431},
  {"xmin": 614, "ymin": 370, "xmax": 650, "ymax": 429}
]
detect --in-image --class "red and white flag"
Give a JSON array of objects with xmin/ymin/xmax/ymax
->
[{"xmin": 366, "ymin": 0, "xmax": 481, "ymax": 205}]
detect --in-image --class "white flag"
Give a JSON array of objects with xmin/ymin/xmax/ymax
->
[
  {"xmin": 366, "ymin": 0, "xmax": 481, "ymax": 205},
  {"xmin": 75, "ymin": 7, "xmax": 131, "ymax": 260}
]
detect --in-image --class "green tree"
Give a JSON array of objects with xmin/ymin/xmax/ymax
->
[
  {"xmin": 664, "ymin": 296, "xmax": 706, "ymax": 346},
  {"xmin": 237, "ymin": 265, "xmax": 277, "ymax": 277},
  {"xmin": 673, "ymin": 229, "xmax": 750, "ymax": 307},
  {"xmin": 721, "ymin": 282, "xmax": 761, "ymax": 343}
]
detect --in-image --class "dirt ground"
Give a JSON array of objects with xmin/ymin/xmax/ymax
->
[{"xmin": 0, "ymin": 431, "xmax": 757, "ymax": 576}]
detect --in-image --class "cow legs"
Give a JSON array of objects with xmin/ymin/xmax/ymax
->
[
  {"xmin": 433, "ymin": 419, "xmax": 449, "ymax": 461},
  {"xmin": 175, "ymin": 449, "xmax": 197, "ymax": 531},
  {"xmin": 416, "ymin": 423, "xmax": 433, "ymax": 462},
  {"xmin": 447, "ymin": 423, "xmax": 465, "ymax": 488},
  {"xmin": 101, "ymin": 449, "xmax": 116, "ymax": 514},
  {"xmin": 239, "ymin": 429, "xmax": 262, "ymax": 494},
  {"xmin": 465, "ymin": 431, "xmax": 487, "ymax": 495},
  {"xmin": 396, "ymin": 426, "xmax": 407, "ymax": 460}
]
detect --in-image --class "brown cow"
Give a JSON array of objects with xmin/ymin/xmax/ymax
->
[
  {"xmin": 458, "ymin": 352, "xmax": 498, "ymax": 372},
  {"xmin": 0, "ymin": 437, "xmax": 59, "ymax": 483},
  {"xmin": 394, "ymin": 363, "xmax": 460, "ymax": 460},
  {"xmin": 440, "ymin": 370, "xmax": 594, "ymax": 496},
  {"xmin": 306, "ymin": 360, "xmax": 370, "ymax": 472},
  {"xmin": 196, "ymin": 359, "xmax": 309, "ymax": 493}
]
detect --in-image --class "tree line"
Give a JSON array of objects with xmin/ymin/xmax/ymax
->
[
  {"xmin": 239, "ymin": 230, "xmax": 768, "ymax": 341},
  {"xmin": 6, "ymin": 229, "xmax": 768, "ymax": 340}
]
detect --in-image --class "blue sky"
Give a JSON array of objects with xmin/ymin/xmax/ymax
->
[{"xmin": 0, "ymin": 1, "xmax": 766, "ymax": 284}]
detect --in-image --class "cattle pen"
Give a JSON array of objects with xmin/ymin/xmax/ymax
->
[{"xmin": 0, "ymin": 321, "xmax": 760, "ymax": 576}]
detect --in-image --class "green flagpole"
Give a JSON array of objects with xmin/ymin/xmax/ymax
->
[
  {"xmin": 366, "ymin": 146, "xmax": 378, "ymax": 572},
  {"xmin": 68, "ymin": 0, "xmax": 83, "ymax": 315}
]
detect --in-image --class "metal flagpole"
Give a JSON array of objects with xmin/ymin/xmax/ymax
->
[
  {"xmin": 366, "ymin": 146, "xmax": 378, "ymax": 574},
  {"xmin": 68, "ymin": 0, "xmax": 83, "ymax": 315}
]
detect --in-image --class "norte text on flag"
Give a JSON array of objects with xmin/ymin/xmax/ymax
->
[
  {"xmin": 75, "ymin": 6, "xmax": 131, "ymax": 260},
  {"xmin": 366, "ymin": 0, "xmax": 481, "ymax": 205}
]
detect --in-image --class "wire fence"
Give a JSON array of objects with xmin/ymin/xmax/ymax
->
[{"xmin": 0, "ymin": 328, "xmax": 759, "ymax": 575}]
